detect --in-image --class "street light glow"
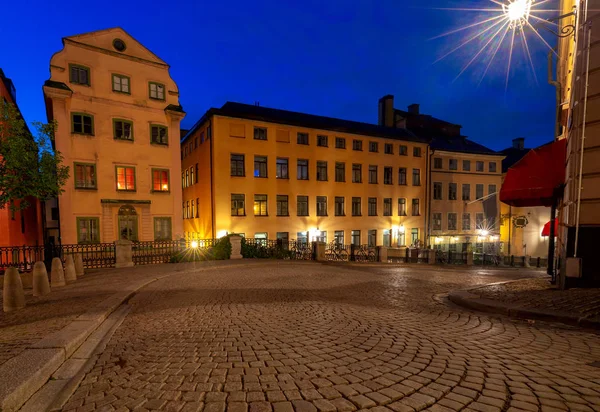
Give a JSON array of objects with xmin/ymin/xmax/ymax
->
[
  {"xmin": 504, "ymin": 0, "xmax": 532, "ymax": 24},
  {"xmin": 191, "ymin": 241, "xmax": 199, "ymax": 249}
]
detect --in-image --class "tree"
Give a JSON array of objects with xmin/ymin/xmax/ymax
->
[{"xmin": 0, "ymin": 100, "xmax": 69, "ymax": 211}]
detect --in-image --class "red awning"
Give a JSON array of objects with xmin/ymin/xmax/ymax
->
[
  {"xmin": 500, "ymin": 139, "xmax": 567, "ymax": 207},
  {"xmin": 541, "ymin": 218, "xmax": 558, "ymax": 237}
]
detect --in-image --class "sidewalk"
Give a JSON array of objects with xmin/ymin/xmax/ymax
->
[{"xmin": 449, "ymin": 277, "xmax": 600, "ymax": 328}]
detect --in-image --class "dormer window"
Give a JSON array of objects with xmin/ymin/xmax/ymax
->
[{"xmin": 113, "ymin": 39, "xmax": 126, "ymax": 52}]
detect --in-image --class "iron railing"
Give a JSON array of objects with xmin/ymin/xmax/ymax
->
[
  {"xmin": 0, "ymin": 245, "xmax": 45, "ymax": 273},
  {"xmin": 350, "ymin": 245, "xmax": 378, "ymax": 262},
  {"xmin": 325, "ymin": 243, "xmax": 351, "ymax": 262},
  {"xmin": 242, "ymin": 239, "xmax": 314, "ymax": 260},
  {"xmin": 50, "ymin": 243, "xmax": 116, "ymax": 269},
  {"xmin": 132, "ymin": 239, "xmax": 217, "ymax": 265}
]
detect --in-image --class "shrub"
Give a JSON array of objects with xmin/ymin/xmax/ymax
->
[{"xmin": 169, "ymin": 236, "xmax": 232, "ymax": 263}]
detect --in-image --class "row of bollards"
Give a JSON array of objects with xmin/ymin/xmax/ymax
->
[{"xmin": 3, "ymin": 254, "xmax": 85, "ymax": 312}]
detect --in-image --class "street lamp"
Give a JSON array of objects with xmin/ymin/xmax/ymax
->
[{"xmin": 503, "ymin": 0, "xmax": 532, "ymax": 28}]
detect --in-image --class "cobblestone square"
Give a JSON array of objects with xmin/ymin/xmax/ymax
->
[{"xmin": 60, "ymin": 262, "xmax": 600, "ymax": 412}]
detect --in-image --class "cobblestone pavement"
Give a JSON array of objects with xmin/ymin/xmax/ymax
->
[
  {"xmin": 474, "ymin": 278, "xmax": 600, "ymax": 321},
  {"xmin": 0, "ymin": 260, "xmax": 258, "ymax": 366},
  {"xmin": 62, "ymin": 262, "xmax": 600, "ymax": 412}
]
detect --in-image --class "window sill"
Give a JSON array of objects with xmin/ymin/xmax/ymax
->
[
  {"xmin": 297, "ymin": 178, "xmax": 309, "ymax": 181},
  {"xmin": 297, "ymin": 215, "xmax": 309, "ymax": 217},
  {"xmin": 151, "ymin": 142, "xmax": 169, "ymax": 147},
  {"xmin": 254, "ymin": 176, "xmax": 268, "ymax": 179},
  {"xmin": 70, "ymin": 82, "xmax": 91, "ymax": 87},
  {"xmin": 149, "ymin": 97, "xmax": 166, "ymax": 102},
  {"xmin": 151, "ymin": 190, "xmax": 171, "ymax": 194},
  {"xmin": 335, "ymin": 180, "xmax": 346, "ymax": 183},
  {"xmin": 317, "ymin": 180, "xmax": 328, "ymax": 182},
  {"xmin": 231, "ymin": 175, "xmax": 246, "ymax": 178},
  {"xmin": 75, "ymin": 187, "xmax": 97, "ymax": 191},
  {"xmin": 277, "ymin": 214, "xmax": 290, "ymax": 217},
  {"xmin": 72, "ymin": 132, "xmax": 95, "ymax": 137},
  {"xmin": 297, "ymin": 142, "xmax": 309, "ymax": 145},
  {"xmin": 117, "ymin": 189, "xmax": 136, "ymax": 193},
  {"xmin": 112, "ymin": 90, "xmax": 131, "ymax": 95},
  {"xmin": 352, "ymin": 215, "xmax": 362, "ymax": 217},
  {"xmin": 254, "ymin": 215, "xmax": 269, "ymax": 217},
  {"xmin": 369, "ymin": 182, "xmax": 378, "ymax": 185},
  {"xmin": 317, "ymin": 215, "xmax": 328, "ymax": 217},
  {"xmin": 353, "ymin": 149, "xmax": 363, "ymax": 152},
  {"xmin": 253, "ymin": 138, "xmax": 268, "ymax": 141},
  {"xmin": 276, "ymin": 177, "xmax": 289, "ymax": 180},
  {"xmin": 368, "ymin": 215, "xmax": 378, "ymax": 217},
  {"xmin": 335, "ymin": 214, "xmax": 346, "ymax": 217},
  {"xmin": 114, "ymin": 138, "xmax": 134, "ymax": 142},
  {"xmin": 231, "ymin": 214, "xmax": 247, "ymax": 217}
]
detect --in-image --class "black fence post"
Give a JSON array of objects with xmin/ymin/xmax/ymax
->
[
  {"xmin": 510, "ymin": 255, "xmax": 514, "ymax": 267},
  {"xmin": 537, "ymin": 257, "xmax": 541, "ymax": 268}
]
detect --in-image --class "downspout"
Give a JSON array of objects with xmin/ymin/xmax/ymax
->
[
  {"xmin": 547, "ymin": 48, "xmax": 561, "ymax": 277},
  {"xmin": 209, "ymin": 120, "xmax": 215, "ymax": 239}
]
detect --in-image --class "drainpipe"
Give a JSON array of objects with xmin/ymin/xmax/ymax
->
[
  {"xmin": 548, "ymin": 49, "xmax": 562, "ymax": 141},
  {"xmin": 547, "ymin": 48, "xmax": 561, "ymax": 278}
]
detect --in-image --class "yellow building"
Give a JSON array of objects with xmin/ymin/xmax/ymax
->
[
  {"xmin": 181, "ymin": 102, "xmax": 428, "ymax": 246},
  {"xmin": 43, "ymin": 28, "xmax": 185, "ymax": 244}
]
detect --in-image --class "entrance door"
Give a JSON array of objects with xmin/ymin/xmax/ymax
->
[{"xmin": 118, "ymin": 205, "xmax": 138, "ymax": 241}]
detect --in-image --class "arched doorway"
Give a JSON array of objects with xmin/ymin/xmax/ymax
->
[{"xmin": 118, "ymin": 205, "xmax": 138, "ymax": 241}]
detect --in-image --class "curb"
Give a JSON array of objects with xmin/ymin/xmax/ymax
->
[
  {"xmin": 0, "ymin": 260, "xmax": 271, "ymax": 411},
  {"xmin": 448, "ymin": 282, "xmax": 600, "ymax": 329}
]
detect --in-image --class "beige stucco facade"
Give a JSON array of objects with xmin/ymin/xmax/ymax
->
[
  {"xmin": 429, "ymin": 150, "xmax": 504, "ymax": 252},
  {"xmin": 43, "ymin": 28, "xmax": 184, "ymax": 244},
  {"xmin": 181, "ymin": 107, "xmax": 428, "ymax": 247}
]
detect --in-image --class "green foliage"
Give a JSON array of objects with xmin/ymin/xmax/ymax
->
[
  {"xmin": 169, "ymin": 236, "xmax": 232, "ymax": 263},
  {"xmin": 240, "ymin": 237, "xmax": 293, "ymax": 259},
  {"xmin": 0, "ymin": 100, "xmax": 70, "ymax": 211}
]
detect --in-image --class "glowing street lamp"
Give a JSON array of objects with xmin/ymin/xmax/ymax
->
[
  {"xmin": 190, "ymin": 241, "xmax": 199, "ymax": 249},
  {"xmin": 503, "ymin": 0, "xmax": 532, "ymax": 28}
]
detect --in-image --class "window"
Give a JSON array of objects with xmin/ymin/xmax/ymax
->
[
  {"xmin": 449, "ymin": 183, "xmax": 457, "ymax": 200},
  {"xmin": 254, "ymin": 127, "xmax": 267, "ymax": 140},
  {"xmin": 398, "ymin": 231, "xmax": 406, "ymax": 247},
  {"xmin": 317, "ymin": 161, "xmax": 328, "ymax": 181},
  {"xmin": 195, "ymin": 164, "xmax": 199, "ymax": 184},
  {"xmin": 489, "ymin": 162, "xmax": 497, "ymax": 173},
  {"xmin": 71, "ymin": 113, "xmax": 94, "ymax": 135},
  {"xmin": 463, "ymin": 213, "xmax": 471, "ymax": 231},
  {"xmin": 476, "ymin": 213, "xmax": 484, "ymax": 229},
  {"xmin": 277, "ymin": 195, "xmax": 289, "ymax": 216},
  {"xmin": 297, "ymin": 159, "xmax": 309, "ymax": 180},
  {"xmin": 207, "ymin": 125, "xmax": 212, "ymax": 140},
  {"xmin": 449, "ymin": 159, "xmax": 458, "ymax": 170},
  {"xmin": 383, "ymin": 230, "xmax": 391, "ymax": 247},
  {"xmin": 181, "ymin": 172, "xmax": 185, "ymax": 188},
  {"xmin": 112, "ymin": 74, "xmax": 130, "ymax": 94},
  {"xmin": 297, "ymin": 132, "xmax": 309, "ymax": 145},
  {"xmin": 185, "ymin": 170, "xmax": 189, "ymax": 187},
  {"xmin": 277, "ymin": 232, "xmax": 289, "ymax": 244},
  {"xmin": 297, "ymin": 231, "xmax": 308, "ymax": 244},
  {"xmin": 412, "ymin": 169, "xmax": 421, "ymax": 186},
  {"xmin": 463, "ymin": 160, "xmax": 471, "ymax": 171},
  {"xmin": 276, "ymin": 158, "xmax": 289, "ymax": 179},
  {"xmin": 74, "ymin": 163, "xmax": 96, "ymax": 189},
  {"xmin": 383, "ymin": 198, "xmax": 392, "ymax": 216},
  {"xmin": 489, "ymin": 184, "xmax": 497, "ymax": 195},
  {"xmin": 369, "ymin": 141, "xmax": 378, "ymax": 152},
  {"xmin": 254, "ymin": 156, "xmax": 268, "ymax": 178},
  {"xmin": 254, "ymin": 194, "xmax": 268, "ymax": 216},
  {"xmin": 398, "ymin": 168, "xmax": 407, "ymax": 185},
  {"xmin": 186, "ymin": 201, "xmax": 190, "ymax": 219},
  {"xmin": 433, "ymin": 213, "xmax": 442, "ymax": 230},
  {"xmin": 297, "ymin": 195, "xmax": 309, "ymax": 216},
  {"xmin": 352, "ymin": 164, "xmax": 362, "ymax": 183},
  {"xmin": 231, "ymin": 194, "xmax": 245, "ymax": 216},
  {"xmin": 317, "ymin": 135, "xmax": 328, "ymax": 147},
  {"xmin": 399, "ymin": 145, "xmax": 408, "ymax": 156},
  {"xmin": 412, "ymin": 199, "xmax": 420, "ymax": 216},
  {"xmin": 368, "ymin": 197, "xmax": 377, "ymax": 216},
  {"xmin": 111, "ymin": 119, "xmax": 133, "ymax": 140},
  {"xmin": 335, "ymin": 197, "xmax": 345, "ymax": 216},
  {"xmin": 335, "ymin": 137, "xmax": 346, "ymax": 149},
  {"xmin": 191, "ymin": 201, "xmax": 195, "ymax": 220},
  {"xmin": 352, "ymin": 197, "xmax": 361, "ymax": 216},
  {"xmin": 51, "ymin": 207, "xmax": 59, "ymax": 221},
  {"xmin": 196, "ymin": 197, "xmax": 199, "ymax": 218},
  {"xmin": 231, "ymin": 154, "xmax": 245, "ymax": 176},
  {"xmin": 148, "ymin": 82, "xmax": 165, "ymax": 100},
  {"xmin": 351, "ymin": 230, "xmax": 361, "ymax": 246},
  {"xmin": 384, "ymin": 143, "xmax": 393, "ymax": 154},
  {"xmin": 434, "ymin": 158, "xmax": 443, "ymax": 169},
  {"xmin": 384, "ymin": 167, "xmax": 393, "ymax": 185},
  {"xmin": 150, "ymin": 125, "xmax": 168, "ymax": 145},
  {"xmin": 77, "ymin": 217, "xmax": 99, "ymax": 244},
  {"xmin": 369, "ymin": 165, "xmax": 378, "ymax": 184},
  {"xmin": 352, "ymin": 140, "xmax": 363, "ymax": 151},
  {"xmin": 398, "ymin": 198, "xmax": 407, "ymax": 216},
  {"xmin": 182, "ymin": 201, "xmax": 186, "ymax": 219},
  {"xmin": 334, "ymin": 230, "xmax": 344, "ymax": 245},
  {"xmin": 413, "ymin": 147, "xmax": 422, "ymax": 157},
  {"xmin": 448, "ymin": 213, "xmax": 457, "ymax": 230},
  {"xmin": 368, "ymin": 230, "xmax": 377, "ymax": 247},
  {"xmin": 476, "ymin": 184, "xmax": 484, "ymax": 200},
  {"xmin": 462, "ymin": 184, "xmax": 471, "ymax": 201},
  {"xmin": 116, "ymin": 166, "xmax": 135, "ymax": 191},
  {"xmin": 476, "ymin": 161, "xmax": 484, "ymax": 172},
  {"xmin": 411, "ymin": 228, "xmax": 419, "ymax": 246},
  {"xmin": 316, "ymin": 196, "xmax": 327, "ymax": 216},
  {"xmin": 70, "ymin": 64, "xmax": 90, "ymax": 85},
  {"xmin": 433, "ymin": 182, "xmax": 442, "ymax": 200},
  {"xmin": 152, "ymin": 169, "xmax": 170, "ymax": 192},
  {"xmin": 335, "ymin": 162, "xmax": 345, "ymax": 182}
]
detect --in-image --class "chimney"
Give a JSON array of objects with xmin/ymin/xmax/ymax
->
[
  {"xmin": 408, "ymin": 103, "xmax": 420, "ymax": 115},
  {"xmin": 378, "ymin": 95, "xmax": 394, "ymax": 127},
  {"xmin": 512, "ymin": 137, "xmax": 525, "ymax": 150}
]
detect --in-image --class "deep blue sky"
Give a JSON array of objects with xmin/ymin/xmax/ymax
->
[{"xmin": 2, "ymin": 0, "xmax": 558, "ymax": 151}]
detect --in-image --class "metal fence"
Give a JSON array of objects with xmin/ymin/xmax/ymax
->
[
  {"xmin": 0, "ymin": 245, "xmax": 45, "ymax": 273},
  {"xmin": 242, "ymin": 239, "xmax": 314, "ymax": 260},
  {"xmin": 132, "ymin": 239, "xmax": 217, "ymax": 265},
  {"xmin": 51, "ymin": 243, "xmax": 116, "ymax": 269},
  {"xmin": 325, "ymin": 243, "xmax": 351, "ymax": 261},
  {"xmin": 350, "ymin": 245, "xmax": 378, "ymax": 262}
]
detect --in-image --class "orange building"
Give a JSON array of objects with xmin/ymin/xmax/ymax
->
[
  {"xmin": 181, "ymin": 102, "xmax": 429, "ymax": 247},
  {"xmin": 0, "ymin": 68, "xmax": 43, "ymax": 246}
]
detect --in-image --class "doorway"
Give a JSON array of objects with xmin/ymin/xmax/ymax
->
[{"xmin": 118, "ymin": 205, "xmax": 138, "ymax": 241}]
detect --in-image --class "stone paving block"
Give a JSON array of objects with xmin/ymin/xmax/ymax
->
[
  {"xmin": 228, "ymin": 401, "xmax": 249, "ymax": 412},
  {"xmin": 292, "ymin": 399, "xmax": 318, "ymax": 412}
]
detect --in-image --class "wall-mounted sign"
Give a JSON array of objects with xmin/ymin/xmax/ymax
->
[{"xmin": 513, "ymin": 216, "xmax": 529, "ymax": 228}]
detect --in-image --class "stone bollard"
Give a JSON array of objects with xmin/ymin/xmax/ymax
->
[
  {"xmin": 524, "ymin": 255, "xmax": 531, "ymax": 268},
  {"xmin": 3, "ymin": 267, "xmax": 25, "ymax": 312},
  {"xmin": 51, "ymin": 257, "xmax": 66, "ymax": 287},
  {"xmin": 466, "ymin": 252, "xmax": 474, "ymax": 266},
  {"xmin": 64, "ymin": 255, "xmax": 77, "ymax": 283},
  {"xmin": 428, "ymin": 249, "xmax": 436, "ymax": 264},
  {"xmin": 75, "ymin": 253, "xmax": 84, "ymax": 277},
  {"xmin": 377, "ymin": 246, "xmax": 388, "ymax": 263},
  {"xmin": 230, "ymin": 235, "xmax": 242, "ymax": 260},
  {"xmin": 33, "ymin": 261, "xmax": 51, "ymax": 297},
  {"xmin": 315, "ymin": 242, "xmax": 326, "ymax": 261},
  {"xmin": 115, "ymin": 239, "xmax": 134, "ymax": 268}
]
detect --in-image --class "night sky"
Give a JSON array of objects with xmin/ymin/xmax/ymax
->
[{"xmin": 2, "ymin": 0, "xmax": 558, "ymax": 151}]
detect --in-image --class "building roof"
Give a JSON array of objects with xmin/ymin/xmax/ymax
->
[
  {"xmin": 43, "ymin": 80, "xmax": 72, "ymax": 92},
  {"xmin": 430, "ymin": 136, "xmax": 503, "ymax": 156},
  {"xmin": 182, "ymin": 102, "xmax": 427, "ymax": 144},
  {"xmin": 500, "ymin": 139, "xmax": 553, "ymax": 172}
]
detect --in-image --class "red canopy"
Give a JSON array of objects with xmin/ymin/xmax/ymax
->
[
  {"xmin": 541, "ymin": 218, "xmax": 558, "ymax": 237},
  {"xmin": 500, "ymin": 139, "xmax": 567, "ymax": 207}
]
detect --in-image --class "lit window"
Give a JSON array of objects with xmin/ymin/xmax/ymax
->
[
  {"xmin": 77, "ymin": 217, "xmax": 99, "ymax": 244},
  {"xmin": 152, "ymin": 169, "xmax": 169, "ymax": 192},
  {"xmin": 116, "ymin": 166, "xmax": 135, "ymax": 191}
]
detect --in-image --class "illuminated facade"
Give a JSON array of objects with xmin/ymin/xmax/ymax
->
[
  {"xmin": 43, "ymin": 28, "xmax": 184, "ymax": 244},
  {"xmin": 181, "ymin": 102, "xmax": 428, "ymax": 246}
]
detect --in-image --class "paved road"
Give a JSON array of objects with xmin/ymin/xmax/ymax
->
[{"xmin": 61, "ymin": 262, "xmax": 600, "ymax": 412}]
